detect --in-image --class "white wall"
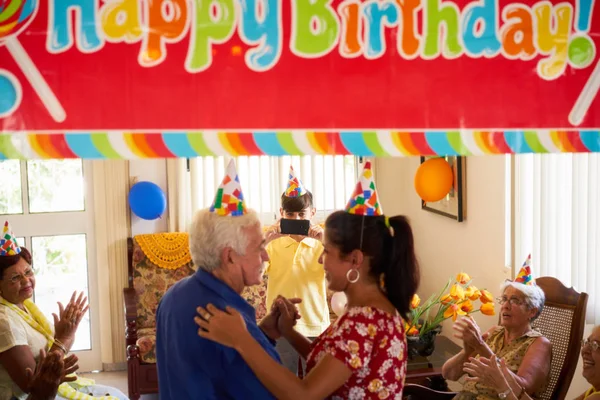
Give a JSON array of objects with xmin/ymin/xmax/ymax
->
[
  {"xmin": 128, "ymin": 159, "xmax": 169, "ymax": 235},
  {"xmin": 375, "ymin": 156, "xmax": 510, "ymax": 335}
]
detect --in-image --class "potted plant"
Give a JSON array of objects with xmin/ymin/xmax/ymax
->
[{"xmin": 406, "ymin": 272, "xmax": 496, "ymax": 358}]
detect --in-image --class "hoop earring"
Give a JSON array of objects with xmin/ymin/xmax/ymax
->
[{"xmin": 346, "ymin": 269, "xmax": 360, "ymax": 284}]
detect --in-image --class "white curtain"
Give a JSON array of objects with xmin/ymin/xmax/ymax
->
[
  {"xmin": 167, "ymin": 155, "xmax": 360, "ymax": 232},
  {"xmin": 514, "ymin": 153, "xmax": 600, "ymax": 323}
]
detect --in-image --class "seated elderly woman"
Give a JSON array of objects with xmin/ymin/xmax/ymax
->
[
  {"xmin": 464, "ymin": 325, "xmax": 600, "ymax": 400},
  {"xmin": 0, "ymin": 223, "xmax": 128, "ymax": 400},
  {"xmin": 442, "ymin": 258, "xmax": 552, "ymax": 400}
]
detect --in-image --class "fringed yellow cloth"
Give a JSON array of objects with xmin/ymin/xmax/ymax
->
[
  {"xmin": 0, "ymin": 298, "xmax": 118, "ymax": 400},
  {"xmin": 135, "ymin": 233, "xmax": 192, "ymax": 270}
]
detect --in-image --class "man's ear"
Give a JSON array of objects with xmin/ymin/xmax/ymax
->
[
  {"xmin": 311, "ymin": 208, "xmax": 317, "ymax": 219},
  {"xmin": 279, "ymin": 207, "xmax": 284, "ymax": 218},
  {"xmin": 221, "ymin": 247, "xmax": 235, "ymax": 266}
]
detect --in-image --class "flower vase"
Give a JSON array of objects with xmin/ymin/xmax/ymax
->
[{"xmin": 407, "ymin": 327, "xmax": 441, "ymax": 359}]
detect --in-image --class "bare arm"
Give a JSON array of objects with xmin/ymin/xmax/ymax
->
[
  {"xmin": 442, "ymin": 348, "xmax": 476, "ymax": 381},
  {"xmin": 196, "ymin": 304, "xmax": 351, "ymax": 400},
  {"xmin": 0, "ymin": 345, "xmax": 37, "ymax": 392},
  {"xmin": 0, "ymin": 344, "xmax": 66, "ymax": 393},
  {"xmin": 282, "ymin": 329, "xmax": 313, "ymax": 359},
  {"xmin": 509, "ymin": 337, "xmax": 552, "ymax": 394},
  {"xmin": 234, "ymin": 332, "xmax": 351, "ymax": 400}
]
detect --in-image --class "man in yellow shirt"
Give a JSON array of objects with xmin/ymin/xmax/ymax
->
[{"xmin": 264, "ymin": 167, "xmax": 329, "ymax": 375}]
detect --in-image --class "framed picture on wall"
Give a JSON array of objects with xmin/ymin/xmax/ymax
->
[{"xmin": 420, "ymin": 156, "xmax": 466, "ymax": 222}]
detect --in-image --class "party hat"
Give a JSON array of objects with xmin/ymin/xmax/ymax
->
[
  {"xmin": 284, "ymin": 166, "xmax": 307, "ymax": 198},
  {"xmin": 209, "ymin": 160, "xmax": 247, "ymax": 217},
  {"xmin": 514, "ymin": 254, "xmax": 536, "ymax": 286},
  {"xmin": 0, "ymin": 221, "xmax": 21, "ymax": 256},
  {"xmin": 344, "ymin": 161, "xmax": 383, "ymax": 216}
]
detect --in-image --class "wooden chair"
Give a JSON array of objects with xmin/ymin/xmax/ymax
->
[
  {"xmin": 123, "ymin": 235, "xmax": 196, "ymax": 400},
  {"xmin": 404, "ymin": 276, "xmax": 588, "ymax": 400}
]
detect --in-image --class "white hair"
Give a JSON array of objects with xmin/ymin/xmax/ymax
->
[
  {"xmin": 501, "ymin": 281, "xmax": 546, "ymax": 321},
  {"xmin": 188, "ymin": 209, "xmax": 261, "ymax": 272}
]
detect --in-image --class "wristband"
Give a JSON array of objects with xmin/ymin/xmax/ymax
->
[{"xmin": 53, "ymin": 339, "xmax": 68, "ymax": 355}]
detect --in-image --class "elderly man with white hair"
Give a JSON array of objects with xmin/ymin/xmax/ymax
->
[
  {"xmin": 442, "ymin": 255, "xmax": 552, "ymax": 400},
  {"xmin": 156, "ymin": 160, "xmax": 297, "ymax": 400}
]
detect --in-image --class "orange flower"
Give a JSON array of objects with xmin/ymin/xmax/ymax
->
[
  {"xmin": 407, "ymin": 325, "xmax": 420, "ymax": 336},
  {"xmin": 450, "ymin": 284, "xmax": 465, "ymax": 300},
  {"xmin": 411, "ymin": 294, "xmax": 421, "ymax": 308},
  {"xmin": 480, "ymin": 289, "xmax": 494, "ymax": 304},
  {"xmin": 456, "ymin": 272, "xmax": 471, "ymax": 284},
  {"xmin": 465, "ymin": 286, "xmax": 481, "ymax": 301},
  {"xmin": 480, "ymin": 302, "xmax": 496, "ymax": 316},
  {"xmin": 441, "ymin": 294, "xmax": 453, "ymax": 304},
  {"xmin": 444, "ymin": 304, "xmax": 467, "ymax": 321},
  {"xmin": 460, "ymin": 300, "xmax": 474, "ymax": 313},
  {"xmin": 404, "ymin": 322, "xmax": 420, "ymax": 336}
]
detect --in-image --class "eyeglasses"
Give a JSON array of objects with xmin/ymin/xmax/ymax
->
[
  {"xmin": 9, "ymin": 268, "xmax": 34, "ymax": 284},
  {"xmin": 582, "ymin": 339, "xmax": 600, "ymax": 351},
  {"xmin": 496, "ymin": 296, "xmax": 525, "ymax": 306}
]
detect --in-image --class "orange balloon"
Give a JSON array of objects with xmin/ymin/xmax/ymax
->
[{"xmin": 414, "ymin": 158, "xmax": 454, "ymax": 202}]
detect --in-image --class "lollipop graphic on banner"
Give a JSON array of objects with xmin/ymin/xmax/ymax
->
[{"xmin": 0, "ymin": 0, "xmax": 66, "ymax": 122}]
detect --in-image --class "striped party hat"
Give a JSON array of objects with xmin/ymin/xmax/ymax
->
[
  {"xmin": 345, "ymin": 161, "xmax": 383, "ymax": 216},
  {"xmin": 284, "ymin": 166, "xmax": 307, "ymax": 198},
  {"xmin": 514, "ymin": 254, "xmax": 535, "ymax": 286},
  {"xmin": 0, "ymin": 221, "xmax": 21, "ymax": 256},
  {"xmin": 209, "ymin": 160, "xmax": 247, "ymax": 217}
]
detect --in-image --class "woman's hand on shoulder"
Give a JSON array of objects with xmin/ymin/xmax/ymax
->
[{"xmin": 195, "ymin": 304, "xmax": 250, "ymax": 350}]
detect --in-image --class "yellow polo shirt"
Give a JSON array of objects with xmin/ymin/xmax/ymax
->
[{"xmin": 265, "ymin": 236, "xmax": 330, "ymax": 337}]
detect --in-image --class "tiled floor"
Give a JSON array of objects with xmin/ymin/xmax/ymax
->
[{"xmin": 79, "ymin": 371, "xmax": 158, "ymax": 400}]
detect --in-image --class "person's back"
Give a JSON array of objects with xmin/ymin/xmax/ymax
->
[
  {"xmin": 156, "ymin": 270, "xmax": 280, "ymax": 399},
  {"xmin": 156, "ymin": 160, "xmax": 281, "ymax": 400}
]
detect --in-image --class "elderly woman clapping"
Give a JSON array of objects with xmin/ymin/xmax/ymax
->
[{"xmin": 442, "ymin": 256, "xmax": 552, "ymax": 400}]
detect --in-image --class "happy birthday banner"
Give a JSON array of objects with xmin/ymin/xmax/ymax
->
[{"xmin": 0, "ymin": 0, "xmax": 599, "ymax": 159}]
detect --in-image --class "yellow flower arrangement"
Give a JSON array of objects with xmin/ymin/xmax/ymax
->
[{"xmin": 406, "ymin": 272, "xmax": 495, "ymax": 338}]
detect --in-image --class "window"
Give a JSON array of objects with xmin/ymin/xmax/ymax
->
[
  {"xmin": 513, "ymin": 153, "xmax": 600, "ymax": 323},
  {"xmin": 0, "ymin": 160, "xmax": 101, "ymax": 370},
  {"xmin": 170, "ymin": 155, "xmax": 361, "ymax": 229}
]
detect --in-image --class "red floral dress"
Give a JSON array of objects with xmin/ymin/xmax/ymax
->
[{"xmin": 305, "ymin": 306, "xmax": 407, "ymax": 400}]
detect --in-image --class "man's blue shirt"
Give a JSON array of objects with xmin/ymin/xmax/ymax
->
[{"xmin": 156, "ymin": 269, "xmax": 280, "ymax": 399}]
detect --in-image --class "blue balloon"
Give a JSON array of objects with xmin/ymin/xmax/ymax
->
[{"xmin": 129, "ymin": 181, "xmax": 166, "ymax": 220}]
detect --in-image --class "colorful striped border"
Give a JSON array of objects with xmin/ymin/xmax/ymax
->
[{"xmin": 0, "ymin": 130, "xmax": 598, "ymax": 159}]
